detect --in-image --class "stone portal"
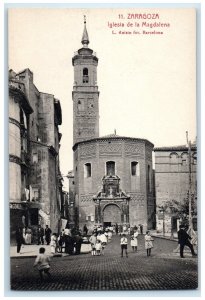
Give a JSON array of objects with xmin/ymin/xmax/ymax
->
[{"xmin": 93, "ymin": 175, "xmax": 130, "ymax": 226}]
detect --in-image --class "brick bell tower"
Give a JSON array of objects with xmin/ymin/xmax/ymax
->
[{"xmin": 72, "ymin": 16, "xmax": 100, "ymax": 146}]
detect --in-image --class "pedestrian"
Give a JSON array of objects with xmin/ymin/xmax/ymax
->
[
  {"xmin": 123, "ymin": 224, "xmax": 127, "ymax": 235},
  {"xmin": 64, "ymin": 226, "xmax": 71, "ymax": 236},
  {"xmin": 128, "ymin": 225, "xmax": 131, "ymax": 235},
  {"xmin": 95, "ymin": 239, "xmax": 102, "ymax": 256},
  {"xmin": 89, "ymin": 232, "xmax": 97, "ymax": 256},
  {"xmin": 66, "ymin": 234, "xmax": 74, "ymax": 255},
  {"xmin": 177, "ymin": 224, "xmax": 197, "ymax": 258},
  {"xmin": 131, "ymin": 228, "xmax": 139, "ymax": 252},
  {"xmin": 120, "ymin": 233, "xmax": 128, "ymax": 258},
  {"xmin": 119, "ymin": 224, "xmax": 123, "ymax": 235},
  {"xmin": 115, "ymin": 223, "xmax": 118, "ymax": 235},
  {"xmin": 98, "ymin": 232, "xmax": 107, "ymax": 255},
  {"xmin": 64, "ymin": 228, "xmax": 72, "ymax": 254},
  {"xmin": 57, "ymin": 230, "xmax": 65, "ymax": 252},
  {"xmin": 22, "ymin": 226, "xmax": 26, "ymax": 244},
  {"xmin": 139, "ymin": 224, "xmax": 143, "ymax": 235},
  {"xmin": 33, "ymin": 247, "xmax": 51, "ymax": 281},
  {"xmin": 25, "ymin": 227, "xmax": 32, "ymax": 244},
  {"xmin": 50, "ymin": 233, "xmax": 57, "ymax": 254},
  {"xmin": 15, "ymin": 226, "xmax": 24, "ymax": 254},
  {"xmin": 45, "ymin": 225, "xmax": 52, "ymax": 245},
  {"xmin": 37, "ymin": 225, "xmax": 44, "ymax": 245},
  {"xmin": 108, "ymin": 229, "xmax": 112, "ymax": 242},
  {"xmin": 83, "ymin": 224, "xmax": 88, "ymax": 236},
  {"xmin": 145, "ymin": 231, "xmax": 154, "ymax": 256},
  {"xmin": 74, "ymin": 232, "xmax": 83, "ymax": 255}
]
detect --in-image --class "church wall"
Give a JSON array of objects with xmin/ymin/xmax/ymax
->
[{"xmin": 74, "ymin": 139, "xmax": 154, "ymax": 232}]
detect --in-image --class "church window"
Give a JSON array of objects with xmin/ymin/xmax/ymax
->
[
  {"xmin": 106, "ymin": 161, "xmax": 115, "ymax": 176},
  {"xmin": 170, "ymin": 152, "xmax": 178, "ymax": 163},
  {"xmin": 83, "ymin": 68, "xmax": 89, "ymax": 83},
  {"xmin": 32, "ymin": 188, "xmax": 39, "ymax": 201},
  {"xmin": 131, "ymin": 161, "xmax": 139, "ymax": 176},
  {"xmin": 181, "ymin": 152, "xmax": 188, "ymax": 165},
  {"xmin": 77, "ymin": 99, "xmax": 85, "ymax": 111},
  {"xmin": 32, "ymin": 152, "xmax": 38, "ymax": 163},
  {"xmin": 84, "ymin": 163, "xmax": 92, "ymax": 178}
]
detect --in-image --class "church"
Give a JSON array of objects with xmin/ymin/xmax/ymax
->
[{"xmin": 70, "ymin": 18, "xmax": 155, "ymax": 233}]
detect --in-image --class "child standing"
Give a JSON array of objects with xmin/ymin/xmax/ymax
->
[
  {"xmin": 130, "ymin": 228, "xmax": 139, "ymax": 252},
  {"xmin": 50, "ymin": 233, "xmax": 57, "ymax": 254},
  {"xmin": 95, "ymin": 239, "xmax": 102, "ymax": 256},
  {"xmin": 120, "ymin": 234, "xmax": 128, "ymax": 257},
  {"xmin": 33, "ymin": 247, "xmax": 51, "ymax": 281},
  {"xmin": 145, "ymin": 231, "xmax": 154, "ymax": 256},
  {"xmin": 89, "ymin": 233, "xmax": 97, "ymax": 256}
]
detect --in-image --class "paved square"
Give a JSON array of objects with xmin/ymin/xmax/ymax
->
[{"xmin": 10, "ymin": 235, "xmax": 198, "ymax": 291}]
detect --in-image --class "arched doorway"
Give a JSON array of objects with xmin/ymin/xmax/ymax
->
[{"xmin": 103, "ymin": 204, "xmax": 121, "ymax": 227}]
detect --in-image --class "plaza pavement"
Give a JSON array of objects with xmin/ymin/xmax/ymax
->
[{"xmin": 9, "ymin": 234, "xmax": 198, "ymax": 291}]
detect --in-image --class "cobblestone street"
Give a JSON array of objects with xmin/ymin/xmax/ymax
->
[{"xmin": 10, "ymin": 235, "xmax": 198, "ymax": 291}]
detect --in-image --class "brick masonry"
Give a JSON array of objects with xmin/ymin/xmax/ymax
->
[{"xmin": 74, "ymin": 138, "xmax": 154, "ymax": 231}]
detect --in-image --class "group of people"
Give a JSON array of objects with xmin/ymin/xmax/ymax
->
[
  {"xmin": 15, "ymin": 225, "xmax": 52, "ymax": 254},
  {"xmin": 53, "ymin": 228, "xmax": 83, "ymax": 255},
  {"xmin": 120, "ymin": 229, "xmax": 154, "ymax": 258},
  {"xmin": 89, "ymin": 227, "xmax": 113, "ymax": 256},
  {"xmin": 31, "ymin": 223, "xmax": 197, "ymax": 282}
]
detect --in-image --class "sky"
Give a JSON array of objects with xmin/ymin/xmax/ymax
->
[{"xmin": 9, "ymin": 7, "xmax": 197, "ymax": 185}]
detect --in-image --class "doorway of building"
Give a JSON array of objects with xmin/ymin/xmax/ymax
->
[
  {"xmin": 104, "ymin": 222, "xmax": 111, "ymax": 228},
  {"xmin": 103, "ymin": 204, "xmax": 121, "ymax": 225}
]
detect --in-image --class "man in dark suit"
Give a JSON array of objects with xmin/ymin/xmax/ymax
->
[
  {"xmin": 37, "ymin": 225, "xmax": 44, "ymax": 245},
  {"xmin": 177, "ymin": 224, "xmax": 197, "ymax": 258},
  {"xmin": 44, "ymin": 225, "xmax": 52, "ymax": 245}
]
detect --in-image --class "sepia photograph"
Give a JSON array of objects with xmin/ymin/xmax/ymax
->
[{"xmin": 6, "ymin": 3, "xmax": 200, "ymax": 294}]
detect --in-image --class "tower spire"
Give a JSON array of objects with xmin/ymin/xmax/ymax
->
[{"xmin": 81, "ymin": 15, "xmax": 89, "ymax": 47}]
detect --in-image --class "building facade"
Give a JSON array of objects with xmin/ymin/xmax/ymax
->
[
  {"xmin": 9, "ymin": 69, "xmax": 63, "ymax": 241},
  {"xmin": 154, "ymin": 144, "xmax": 197, "ymax": 235},
  {"xmin": 70, "ymin": 19, "xmax": 155, "ymax": 233}
]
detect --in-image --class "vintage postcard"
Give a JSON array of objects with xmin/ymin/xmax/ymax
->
[{"xmin": 8, "ymin": 5, "xmax": 198, "ymax": 292}]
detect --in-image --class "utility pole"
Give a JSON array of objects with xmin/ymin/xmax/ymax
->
[{"xmin": 186, "ymin": 131, "xmax": 193, "ymax": 232}]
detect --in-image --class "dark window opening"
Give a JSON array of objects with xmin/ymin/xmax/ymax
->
[
  {"xmin": 106, "ymin": 161, "xmax": 115, "ymax": 176},
  {"xmin": 84, "ymin": 163, "xmax": 91, "ymax": 178},
  {"xmin": 30, "ymin": 209, "xmax": 38, "ymax": 225},
  {"xmin": 131, "ymin": 161, "xmax": 139, "ymax": 176},
  {"xmin": 83, "ymin": 68, "xmax": 89, "ymax": 83}
]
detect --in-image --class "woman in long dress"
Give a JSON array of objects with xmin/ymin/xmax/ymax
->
[
  {"xmin": 130, "ymin": 229, "xmax": 138, "ymax": 252},
  {"xmin": 50, "ymin": 233, "xmax": 57, "ymax": 254},
  {"xmin": 25, "ymin": 227, "xmax": 32, "ymax": 244}
]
